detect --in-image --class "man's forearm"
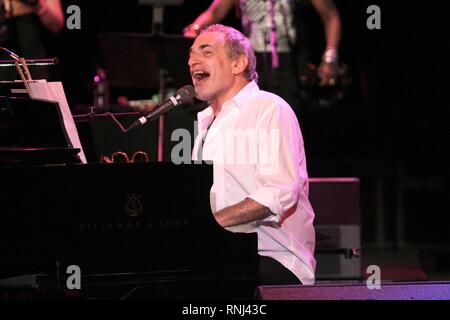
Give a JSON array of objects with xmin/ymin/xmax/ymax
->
[{"xmin": 214, "ymin": 198, "xmax": 273, "ymax": 228}]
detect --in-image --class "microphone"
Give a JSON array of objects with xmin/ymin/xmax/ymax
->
[{"xmin": 126, "ymin": 85, "xmax": 195, "ymax": 132}]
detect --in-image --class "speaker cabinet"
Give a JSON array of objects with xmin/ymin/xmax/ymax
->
[{"xmin": 309, "ymin": 178, "xmax": 362, "ymax": 280}]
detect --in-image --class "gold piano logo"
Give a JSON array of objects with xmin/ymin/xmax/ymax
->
[{"xmin": 125, "ymin": 194, "xmax": 143, "ymax": 217}]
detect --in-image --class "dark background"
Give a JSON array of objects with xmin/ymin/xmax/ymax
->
[{"xmin": 29, "ymin": 1, "xmax": 450, "ymax": 252}]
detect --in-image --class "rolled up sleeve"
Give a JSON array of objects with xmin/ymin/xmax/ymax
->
[{"xmin": 247, "ymin": 101, "xmax": 304, "ymax": 224}]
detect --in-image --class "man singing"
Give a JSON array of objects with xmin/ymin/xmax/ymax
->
[{"xmin": 189, "ymin": 24, "xmax": 315, "ymax": 285}]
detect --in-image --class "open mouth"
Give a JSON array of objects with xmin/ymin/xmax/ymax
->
[{"xmin": 192, "ymin": 70, "xmax": 210, "ymax": 84}]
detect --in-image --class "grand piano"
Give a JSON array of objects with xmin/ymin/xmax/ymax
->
[{"xmin": 0, "ymin": 97, "xmax": 258, "ymax": 299}]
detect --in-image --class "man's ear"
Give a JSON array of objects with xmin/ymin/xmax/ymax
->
[{"xmin": 232, "ymin": 54, "xmax": 248, "ymax": 76}]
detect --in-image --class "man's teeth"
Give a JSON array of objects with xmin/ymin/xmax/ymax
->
[{"xmin": 193, "ymin": 71, "xmax": 210, "ymax": 79}]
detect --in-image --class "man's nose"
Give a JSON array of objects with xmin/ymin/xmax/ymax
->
[{"xmin": 188, "ymin": 52, "xmax": 200, "ymax": 66}]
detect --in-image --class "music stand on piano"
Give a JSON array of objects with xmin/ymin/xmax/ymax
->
[
  {"xmin": 0, "ymin": 96, "xmax": 82, "ymax": 166},
  {"xmin": 0, "ymin": 47, "xmax": 86, "ymax": 164}
]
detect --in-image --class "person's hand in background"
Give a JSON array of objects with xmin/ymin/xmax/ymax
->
[
  {"xmin": 318, "ymin": 60, "xmax": 339, "ymax": 86},
  {"xmin": 318, "ymin": 47, "xmax": 339, "ymax": 86},
  {"xmin": 183, "ymin": 23, "xmax": 201, "ymax": 38}
]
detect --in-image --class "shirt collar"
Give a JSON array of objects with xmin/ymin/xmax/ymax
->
[
  {"xmin": 197, "ymin": 81, "xmax": 259, "ymax": 125},
  {"xmin": 230, "ymin": 80, "xmax": 259, "ymax": 109}
]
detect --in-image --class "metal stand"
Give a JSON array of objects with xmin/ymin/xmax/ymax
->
[
  {"xmin": 98, "ymin": 1, "xmax": 192, "ymax": 161},
  {"xmin": 146, "ymin": 1, "xmax": 183, "ymax": 161},
  {"xmin": 0, "ymin": 47, "xmax": 55, "ymax": 96}
]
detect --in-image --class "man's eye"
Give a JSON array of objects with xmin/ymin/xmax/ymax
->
[{"xmin": 203, "ymin": 51, "xmax": 212, "ymax": 56}]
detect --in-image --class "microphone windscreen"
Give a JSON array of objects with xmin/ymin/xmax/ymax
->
[{"xmin": 177, "ymin": 85, "xmax": 195, "ymax": 104}]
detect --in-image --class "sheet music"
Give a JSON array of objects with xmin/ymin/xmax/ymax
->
[{"xmin": 28, "ymin": 81, "xmax": 87, "ymax": 164}]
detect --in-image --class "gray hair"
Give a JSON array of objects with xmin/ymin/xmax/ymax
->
[{"xmin": 202, "ymin": 24, "xmax": 258, "ymax": 82}]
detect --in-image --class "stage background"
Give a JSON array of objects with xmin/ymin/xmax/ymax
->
[{"xmin": 30, "ymin": 0, "xmax": 449, "ymax": 280}]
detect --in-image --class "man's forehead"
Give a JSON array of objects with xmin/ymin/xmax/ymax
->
[{"xmin": 190, "ymin": 32, "xmax": 225, "ymax": 51}]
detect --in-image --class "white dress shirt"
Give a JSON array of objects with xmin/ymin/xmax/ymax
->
[{"xmin": 192, "ymin": 81, "xmax": 316, "ymax": 285}]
